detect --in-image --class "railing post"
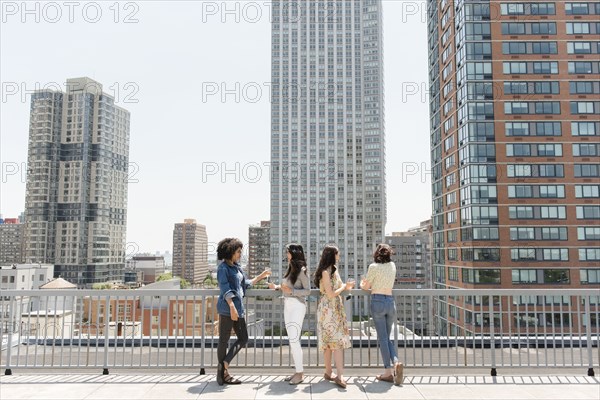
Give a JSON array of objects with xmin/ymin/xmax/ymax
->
[
  {"xmin": 102, "ymin": 296, "xmax": 110, "ymax": 375},
  {"xmin": 200, "ymin": 294, "xmax": 206, "ymax": 375},
  {"xmin": 4, "ymin": 296, "xmax": 16, "ymax": 375},
  {"xmin": 489, "ymin": 295, "xmax": 497, "ymax": 376},
  {"xmin": 584, "ymin": 295, "xmax": 595, "ymax": 377}
]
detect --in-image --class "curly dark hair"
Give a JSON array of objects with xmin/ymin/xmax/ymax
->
[
  {"xmin": 284, "ymin": 243, "xmax": 307, "ymax": 285},
  {"xmin": 313, "ymin": 245, "xmax": 338, "ymax": 288},
  {"xmin": 373, "ymin": 243, "xmax": 394, "ymax": 263},
  {"xmin": 217, "ymin": 238, "xmax": 243, "ymax": 262}
]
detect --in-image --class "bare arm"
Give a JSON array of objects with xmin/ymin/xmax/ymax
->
[
  {"xmin": 321, "ymin": 270, "xmax": 348, "ymax": 299},
  {"xmin": 250, "ymin": 270, "xmax": 271, "ymax": 285},
  {"xmin": 360, "ymin": 264, "xmax": 374, "ymax": 290}
]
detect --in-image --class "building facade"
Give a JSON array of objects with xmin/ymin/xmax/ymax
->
[
  {"xmin": 126, "ymin": 255, "xmax": 166, "ymax": 285},
  {"xmin": 385, "ymin": 220, "xmax": 433, "ymax": 335},
  {"xmin": 248, "ymin": 221, "xmax": 271, "ymax": 278},
  {"xmin": 0, "ymin": 219, "xmax": 24, "ymax": 265},
  {"xmin": 22, "ymin": 77, "xmax": 130, "ymax": 287},
  {"xmin": 172, "ymin": 219, "xmax": 208, "ymax": 285},
  {"xmin": 0, "ymin": 264, "xmax": 55, "ymax": 334},
  {"xmin": 427, "ymin": 1, "xmax": 600, "ymax": 336},
  {"xmin": 269, "ymin": 0, "xmax": 387, "ymax": 282}
]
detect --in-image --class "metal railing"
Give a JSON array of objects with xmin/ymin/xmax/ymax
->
[{"xmin": 1, "ymin": 288, "xmax": 598, "ymax": 376}]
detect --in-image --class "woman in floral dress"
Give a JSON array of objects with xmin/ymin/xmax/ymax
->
[{"xmin": 314, "ymin": 245, "xmax": 354, "ymax": 389}]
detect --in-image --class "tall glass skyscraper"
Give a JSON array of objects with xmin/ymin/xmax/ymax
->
[
  {"xmin": 23, "ymin": 77, "xmax": 130, "ymax": 287},
  {"xmin": 428, "ymin": 1, "xmax": 600, "ymax": 336},
  {"xmin": 269, "ymin": 0, "xmax": 386, "ymax": 282}
]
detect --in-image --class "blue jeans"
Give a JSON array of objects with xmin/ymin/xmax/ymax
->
[{"xmin": 371, "ymin": 294, "xmax": 398, "ymax": 369}]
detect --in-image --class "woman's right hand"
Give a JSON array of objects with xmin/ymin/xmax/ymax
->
[
  {"xmin": 345, "ymin": 281, "xmax": 355, "ymax": 290},
  {"xmin": 230, "ymin": 304, "xmax": 239, "ymax": 321}
]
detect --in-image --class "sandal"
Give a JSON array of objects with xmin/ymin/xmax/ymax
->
[
  {"xmin": 290, "ymin": 373, "xmax": 304, "ymax": 385},
  {"xmin": 284, "ymin": 375, "xmax": 294, "ymax": 382},
  {"xmin": 223, "ymin": 371, "xmax": 242, "ymax": 385},
  {"xmin": 323, "ymin": 372, "xmax": 334, "ymax": 381},
  {"xmin": 394, "ymin": 362, "xmax": 404, "ymax": 385},
  {"xmin": 376, "ymin": 374, "xmax": 394, "ymax": 383},
  {"xmin": 333, "ymin": 376, "xmax": 347, "ymax": 389}
]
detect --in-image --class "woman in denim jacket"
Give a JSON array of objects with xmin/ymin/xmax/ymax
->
[{"xmin": 216, "ymin": 238, "xmax": 271, "ymax": 385}]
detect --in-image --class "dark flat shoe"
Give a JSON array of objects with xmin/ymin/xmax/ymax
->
[
  {"xmin": 223, "ymin": 372, "xmax": 242, "ymax": 385},
  {"xmin": 376, "ymin": 374, "xmax": 394, "ymax": 383}
]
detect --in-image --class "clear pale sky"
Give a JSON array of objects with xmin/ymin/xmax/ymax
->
[{"xmin": 0, "ymin": 1, "xmax": 432, "ymax": 257}]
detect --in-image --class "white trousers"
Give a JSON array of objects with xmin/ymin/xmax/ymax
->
[{"xmin": 284, "ymin": 297, "xmax": 307, "ymax": 373}]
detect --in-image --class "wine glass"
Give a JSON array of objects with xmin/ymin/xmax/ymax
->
[
  {"xmin": 345, "ymin": 278, "xmax": 355, "ymax": 300},
  {"xmin": 264, "ymin": 267, "xmax": 272, "ymax": 283}
]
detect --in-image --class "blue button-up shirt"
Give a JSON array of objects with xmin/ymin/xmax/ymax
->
[{"xmin": 216, "ymin": 261, "xmax": 253, "ymax": 318}]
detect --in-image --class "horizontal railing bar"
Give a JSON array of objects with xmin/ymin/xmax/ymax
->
[
  {"xmin": 19, "ymin": 337, "xmax": 598, "ymax": 347},
  {"xmin": 2, "ymin": 288, "xmax": 600, "ymax": 297}
]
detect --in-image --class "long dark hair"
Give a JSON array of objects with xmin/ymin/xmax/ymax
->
[
  {"xmin": 373, "ymin": 243, "xmax": 394, "ymax": 263},
  {"xmin": 313, "ymin": 245, "xmax": 338, "ymax": 288},
  {"xmin": 284, "ymin": 243, "xmax": 306, "ymax": 285}
]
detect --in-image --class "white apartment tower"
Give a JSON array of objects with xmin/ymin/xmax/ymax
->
[
  {"xmin": 23, "ymin": 77, "xmax": 131, "ymax": 287},
  {"xmin": 269, "ymin": 0, "xmax": 386, "ymax": 281}
]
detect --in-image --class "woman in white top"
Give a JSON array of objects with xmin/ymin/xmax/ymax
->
[
  {"xmin": 268, "ymin": 244, "xmax": 310, "ymax": 385},
  {"xmin": 360, "ymin": 243, "xmax": 403, "ymax": 385}
]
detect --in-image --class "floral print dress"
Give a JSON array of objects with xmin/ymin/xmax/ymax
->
[{"xmin": 317, "ymin": 267, "xmax": 351, "ymax": 350}]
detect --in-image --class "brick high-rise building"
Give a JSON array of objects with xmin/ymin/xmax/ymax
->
[
  {"xmin": 172, "ymin": 219, "xmax": 208, "ymax": 285},
  {"xmin": 427, "ymin": 1, "xmax": 600, "ymax": 336},
  {"xmin": 0, "ymin": 218, "xmax": 24, "ymax": 265}
]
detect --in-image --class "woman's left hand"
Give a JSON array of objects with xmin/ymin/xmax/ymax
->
[{"xmin": 280, "ymin": 284, "xmax": 292, "ymax": 295}]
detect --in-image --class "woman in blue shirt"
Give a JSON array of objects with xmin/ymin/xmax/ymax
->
[{"xmin": 216, "ymin": 238, "xmax": 271, "ymax": 385}]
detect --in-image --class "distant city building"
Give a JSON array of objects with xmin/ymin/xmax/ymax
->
[
  {"xmin": 126, "ymin": 255, "xmax": 165, "ymax": 285},
  {"xmin": 207, "ymin": 253, "xmax": 218, "ymax": 267},
  {"xmin": 172, "ymin": 219, "xmax": 208, "ymax": 285},
  {"xmin": 0, "ymin": 263, "xmax": 54, "ymax": 291},
  {"xmin": 151, "ymin": 250, "xmax": 172, "ymax": 268},
  {"xmin": 386, "ymin": 220, "xmax": 433, "ymax": 335},
  {"xmin": 22, "ymin": 77, "xmax": 131, "ymax": 288},
  {"xmin": 0, "ymin": 218, "xmax": 24, "ymax": 265},
  {"xmin": 408, "ymin": 220, "xmax": 432, "ymax": 234},
  {"xmin": 248, "ymin": 221, "xmax": 270, "ymax": 278},
  {"xmin": 0, "ymin": 263, "xmax": 55, "ymax": 335}
]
